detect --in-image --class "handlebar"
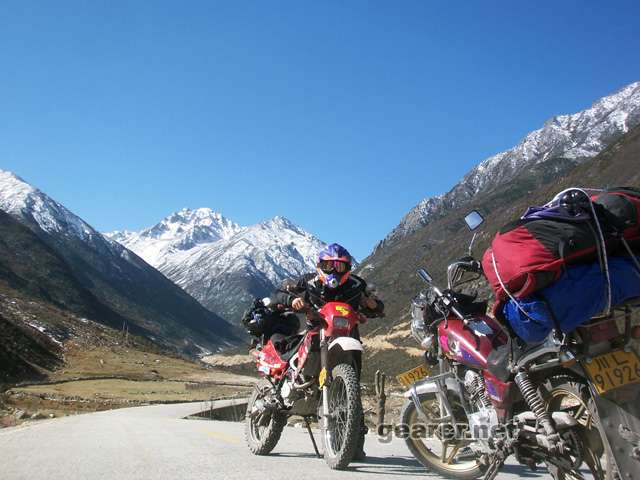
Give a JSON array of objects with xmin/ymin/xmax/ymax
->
[
  {"xmin": 418, "ymin": 255, "xmax": 483, "ymax": 324},
  {"xmin": 446, "ymin": 257, "xmax": 482, "ymax": 289}
]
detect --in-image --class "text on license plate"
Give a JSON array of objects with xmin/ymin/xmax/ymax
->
[
  {"xmin": 584, "ymin": 349, "xmax": 640, "ymax": 394},
  {"xmin": 396, "ymin": 364, "xmax": 430, "ymax": 387}
]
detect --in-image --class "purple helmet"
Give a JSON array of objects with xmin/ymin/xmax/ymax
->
[{"xmin": 316, "ymin": 243, "xmax": 352, "ymax": 289}]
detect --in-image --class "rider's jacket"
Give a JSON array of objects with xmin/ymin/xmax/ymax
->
[{"xmin": 271, "ymin": 273, "xmax": 384, "ymax": 318}]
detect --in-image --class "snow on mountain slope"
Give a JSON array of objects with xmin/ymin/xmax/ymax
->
[
  {"xmin": 0, "ymin": 170, "xmax": 98, "ymax": 241},
  {"xmin": 164, "ymin": 216, "xmax": 324, "ymax": 288},
  {"xmin": 380, "ymin": 81, "xmax": 640, "ymax": 247},
  {"xmin": 109, "ymin": 208, "xmax": 241, "ymax": 268},
  {"xmin": 108, "ymin": 213, "xmax": 327, "ymax": 323},
  {"xmin": 0, "ymin": 170, "xmax": 239, "ymax": 352}
]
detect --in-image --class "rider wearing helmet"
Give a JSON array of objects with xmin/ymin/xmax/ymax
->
[
  {"xmin": 270, "ymin": 243, "xmax": 384, "ymax": 461},
  {"xmin": 273, "ymin": 243, "xmax": 384, "ymax": 319}
]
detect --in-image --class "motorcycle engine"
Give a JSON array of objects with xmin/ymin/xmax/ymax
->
[
  {"xmin": 464, "ymin": 370, "xmax": 499, "ymax": 453},
  {"xmin": 280, "ymin": 377, "xmax": 300, "ymax": 407}
]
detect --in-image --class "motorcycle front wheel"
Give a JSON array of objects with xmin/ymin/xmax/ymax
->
[
  {"xmin": 245, "ymin": 379, "xmax": 287, "ymax": 455},
  {"xmin": 321, "ymin": 363, "xmax": 363, "ymax": 470},
  {"xmin": 400, "ymin": 393, "xmax": 485, "ymax": 480}
]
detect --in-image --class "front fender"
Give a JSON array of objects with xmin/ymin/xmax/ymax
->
[
  {"xmin": 402, "ymin": 375, "xmax": 459, "ymax": 398},
  {"xmin": 328, "ymin": 337, "xmax": 363, "ymax": 352},
  {"xmin": 326, "ymin": 337, "xmax": 363, "ymax": 372}
]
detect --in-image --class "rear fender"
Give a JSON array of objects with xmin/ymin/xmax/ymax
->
[{"xmin": 592, "ymin": 384, "xmax": 640, "ymax": 476}]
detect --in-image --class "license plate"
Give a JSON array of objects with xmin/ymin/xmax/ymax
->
[
  {"xmin": 583, "ymin": 349, "xmax": 640, "ymax": 394},
  {"xmin": 396, "ymin": 364, "xmax": 430, "ymax": 387}
]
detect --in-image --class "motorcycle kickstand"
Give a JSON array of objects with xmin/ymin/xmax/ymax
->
[
  {"xmin": 483, "ymin": 456, "xmax": 506, "ymax": 480},
  {"xmin": 304, "ymin": 416, "xmax": 321, "ymax": 458}
]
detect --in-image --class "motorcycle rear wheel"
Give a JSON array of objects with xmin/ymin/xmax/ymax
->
[
  {"xmin": 245, "ymin": 379, "xmax": 287, "ymax": 455},
  {"xmin": 400, "ymin": 393, "xmax": 485, "ymax": 480},
  {"xmin": 321, "ymin": 363, "xmax": 363, "ymax": 470},
  {"xmin": 544, "ymin": 376, "xmax": 614, "ymax": 480}
]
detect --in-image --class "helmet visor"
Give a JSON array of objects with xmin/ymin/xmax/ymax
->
[{"xmin": 318, "ymin": 260, "xmax": 350, "ymax": 274}]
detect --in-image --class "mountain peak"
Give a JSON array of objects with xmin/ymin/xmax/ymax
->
[
  {"xmin": 379, "ymin": 80, "xmax": 640, "ymax": 247},
  {"xmin": 172, "ymin": 207, "xmax": 222, "ymax": 221},
  {"xmin": 106, "ymin": 207, "xmax": 242, "ymax": 266},
  {"xmin": 143, "ymin": 208, "xmax": 240, "ymax": 244},
  {"xmin": 0, "ymin": 169, "xmax": 38, "ymax": 209},
  {"xmin": 262, "ymin": 215, "xmax": 296, "ymax": 229},
  {"xmin": 0, "ymin": 169, "xmax": 96, "ymax": 240},
  {"xmin": 109, "ymin": 211, "xmax": 327, "ymax": 322}
]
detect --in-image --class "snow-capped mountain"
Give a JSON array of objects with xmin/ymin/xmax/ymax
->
[
  {"xmin": 0, "ymin": 170, "xmax": 239, "ymax": 354},
  {"xmin": 380, "ymin": 81, "xmax": 640, "ymax": 248},
  {"xmin": 356, "ymin": 82, "xmax": 640, "ymax": 345},
  {"xmin": 107, "ymin": 211, "xmax": 327, "ymax": 323},
  {"xmin": 109, "ymin": 208, "xmax": 241, "ymax": 268},
  {"xmin": 0, "ymin": 170, "xmax": 100, "ymax": 242}
]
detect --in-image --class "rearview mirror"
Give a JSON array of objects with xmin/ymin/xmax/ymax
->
[
  {"xmin": 464, "ymin": 210, "xmax": 484, "ymax": 231},
  {"xmin": 417, "ymin": 268, "xmax": 433, "ymax": 284}
]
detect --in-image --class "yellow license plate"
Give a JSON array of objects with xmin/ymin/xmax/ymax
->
[
  {"xmin": 584, "ymin": 349, "xmax": 640, "ymax": 394},
  {"xmin": 396, "ymin": 364, "xmax": 430, "ymax": 387}
]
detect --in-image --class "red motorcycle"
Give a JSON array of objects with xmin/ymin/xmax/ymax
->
[
  {"xmin": 402, "ymin": 211, "xmax": 640, "ymax": 479},
  {"xmin": 244, "ymin": 300, "xmax": 366, "ymax": 470}
]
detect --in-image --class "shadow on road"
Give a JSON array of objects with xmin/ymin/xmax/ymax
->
[
  {"xmin": 271, "ymin": 452, "xmax": 322, "ymax": 460},
  {"xmin": 351, "ymin": 456, "xmax": 551, "ymax": 478},
  {"xmin": 348, "ymin": 455, "xmax": 429, "ymax": 476},
  {"xmin": 271, "ymin": 450, "xmax": 551, "ymax": 478},
  {"xmin": 500, "ymin": 463, "xmax": 549, "ymax": 477},
  {"xmin": 271, "ymin": 452, "xmax": 429, "ymax": 476}
]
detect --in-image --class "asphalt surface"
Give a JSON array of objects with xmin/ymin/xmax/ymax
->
[{"xmin": 0, "ymin": 401, "xmax": 554, "ymax": 480}]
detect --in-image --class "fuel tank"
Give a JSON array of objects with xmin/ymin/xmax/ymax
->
[{"xmin": 438, "ymin": 315, "xmax": 508, "ymax": 370}]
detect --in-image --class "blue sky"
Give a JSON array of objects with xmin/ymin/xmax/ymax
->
[{"xmin": 1, "ymin": 1, "xmax": 639, "ymax": 259}]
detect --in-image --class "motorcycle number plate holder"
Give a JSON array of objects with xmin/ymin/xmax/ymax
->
[
  {"xmin": 583, "ymin": 349, "xmax": 640, "ymax": 395},
  {"xmin": 396, "ymin": 364, "xmax": 430, "ymax": 387}
]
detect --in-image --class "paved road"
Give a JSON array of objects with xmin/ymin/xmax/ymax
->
[{"xmin": 0, "ymin": 401, "xmax": 553, "ymax": 480}]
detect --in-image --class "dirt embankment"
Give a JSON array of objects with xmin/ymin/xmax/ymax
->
[{"xmin": 1, "ymin": 341, "xmax": 257, "ymax": 429}]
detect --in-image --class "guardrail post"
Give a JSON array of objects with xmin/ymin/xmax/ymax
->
[{"xmin": 374, "ymin": 369, "xmax": 386, "ymax": 435}]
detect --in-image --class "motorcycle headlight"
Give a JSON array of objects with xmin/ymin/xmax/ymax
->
[
  {"xmin": 333, "ymin": 317, "xmax": 350, "ymax": 330},
  {"xmin": 420, "ymin": 333, "xmax": 435, "ymax": 350},
  {"xmin": 410, "ymin": 294, "xmax": 428, "ymax": 345}
]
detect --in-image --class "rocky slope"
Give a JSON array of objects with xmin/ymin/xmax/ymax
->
[
  {"xmin": 356, "ymin": 122, "xmax": 640, "ymax": 381},
  {"xmin": 0, "ymin": 171, "xmax": 239, "ymax": 355},
  {"xmin": 359, "ymin": 121, "xmax": 640, "ymax": 344},
  {"xmin": 375, "ymin": 81, "xmax": 640, "ymax": 251},
  {"xmin": 108, "ymin": 212, "xmax": 326, "ymax": 323},
  {"xmin": 356, "ymin": 82, "xmax": 640, "ymax": 379}
]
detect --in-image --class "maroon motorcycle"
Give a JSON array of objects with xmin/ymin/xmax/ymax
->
[{"xmin": 401, "ymin": 211, "xmax": 640, "ymax": 480}]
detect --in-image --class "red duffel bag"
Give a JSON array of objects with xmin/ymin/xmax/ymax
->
[{"xmin": 482, "ymin": 187, "xmax": 640, "ymax": 303}]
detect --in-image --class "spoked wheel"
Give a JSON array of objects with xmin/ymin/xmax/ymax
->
[
  {"xmin": 400, "ymin": 393, "xmax": 485, "ymax": 480},
  {"xmin": 245, "ymin": 379, "xmax": 287, "ymax": 455},
  {"xmin": 545, "ymin": 377, "xmax": 614, "ymax": 480},
  {"xmin": 321, "ymin": 363, "xmax": 363, "ymax": 470}
]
